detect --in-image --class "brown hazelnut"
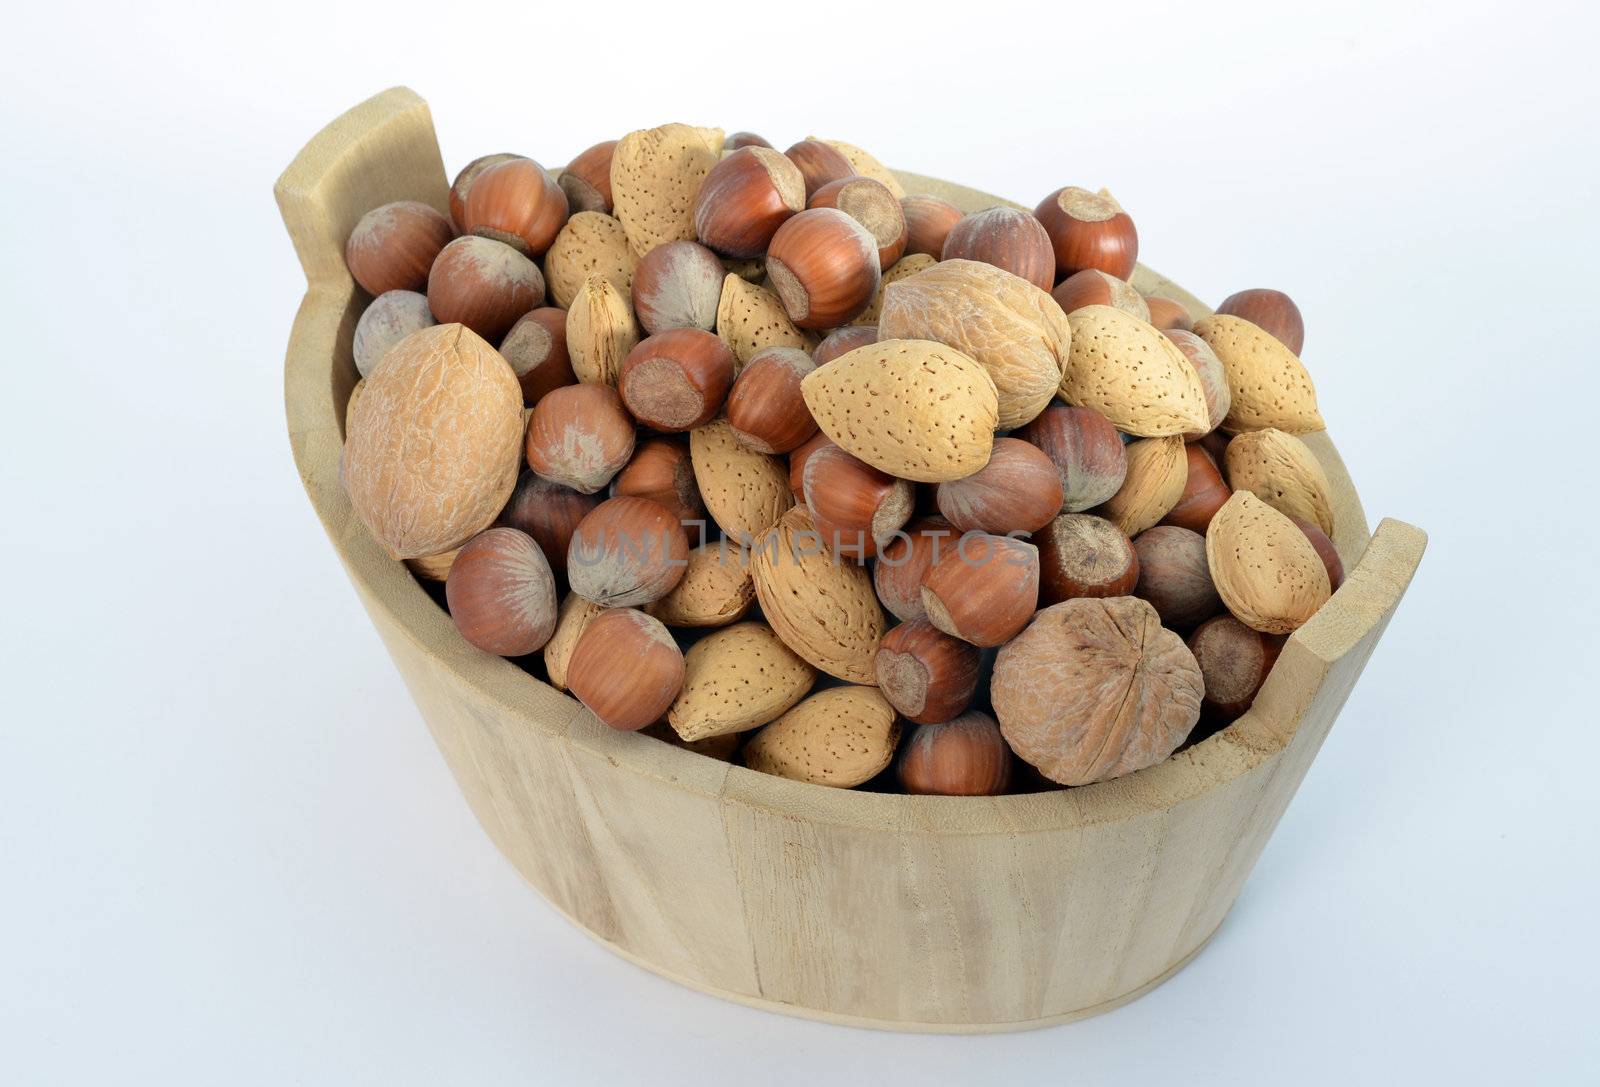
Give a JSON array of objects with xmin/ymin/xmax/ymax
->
[
  {"xmin": 610, "ymin": 437, "xmax": 704, "ymax": 524},
  {"xmin": 1163, "ymin": 329, "xmax": 1232, "ymax": 437},
  {"xmin": 875, "ymin": 619, "xmax": 981, "ymax": 725},
  {"xmin": 524, "ymin": 383, "xmax": 636, "ymax": 493},
  {"xmin": 935, "ymin": 437, "xmax": 1063, "ymax": 535},
  {"xmin": 920, "ymin": 534, "xmax": 1040, "ymax": 647},
  {"xmin": 1187, "ymin": 614, "xmax": 1284, "ymax": 723},
  {"xmin": 1035, "ymin": 512, "xmax": 1139, "ymax": 604},
  {"xmin": 692, "ymin": 147, "xmax": 806, "ymax": 258},
  {"xmin": 1289, "ymin": 515, "xmax": 1345, "ymax": 590},
  {"xmin": 1014, "ymin": 404, "xmax": 1128, "ymax": 513},
  {"xmin": 897, "ymin": 711, "xmax": 1013, "ymax": 796},
  {"xmin": 874, "ymin": 516, "xmax": 955, "ymax": 623},
  {"xmin": 445, "ymin": 526, "xmax": 559, "ymax": 656},
  {"xmin": 427, "ymin": 235, "xmax": 544, "ymax": 342},
  {"xmin": 783, "ymin": 139, "xmax": 855, "ymax": 199},
  {"xmin": 809, "ymin": 176, "xmax": 908, "ymax": 270},
  {"xmin": 1216, "ymin": 288, "xmax": 1304, "ymax": 354},
  {"xmin": 1032, "ymin": 186, "xmax": 1138, "ymax": 280},
  {"xmin": 630, "ymin": 240, "xmax": 724, "ymax": 334},
  {"xmin": 1133, "ymin": 525, "xmax": 1222, "ymax": 628},
  {"xmin": 618, "ymin": 329, "xmax": 735, "ymax": 431},
  {"xmin": 725, "ymin": 346, "xmax": 819, "ymax": 454},
  {"xmin": 725, "ymin": 131, "xmax": 773, "ymax": 150},
  {"xmin": 765, "ymin": 208, "xmax": 881, "ymax": 329},
  {"xmin": 940, "ymin": 206, "xmax": 1054, "ymax": 291},
  {"xmin": 1161, "ymin": 443, "xmax": 1232, "ymax": 534},
  {"xmin": 558, "ymin": 140, "xmax": 618, "ymax": 214},
  {"xmin": 1198, "ymin": 429, "xmax": 1231, "ymax": 468},
  {"xmin": 803, "ymin": 444, "xmax": 914, "ymax": 560},
  {"xmin": 812, "ymin": 324, "xmax": 877, "ymax": 365},
  {"xmin": 567, "ymin": 496, "xmax": 689, "ymax": 607},
  {"xmin": 900, "ymin": 195, "xmax": 963, "ymax": 258},
  {"xmin": 497, "ymin": 470, "xmax": 598, "ymax": 575},
  {"xmin": 1051, "ymin": 269, "xmax": 1150, "ymax": 321},
  {"xmin": 787, "ymin": 432, "xmax": 834, "ymax": 504},
  {"xmin": 499, "ymin": 307, "xmax": 575, "ymax": 405},
  {"xmin": 449, "ymin": 153, "xmax": 522, "ymax": 230},
  {"xmin": 462, "ymin": 157, "xmax": 570, "ymax": 257},
  {"xmin": 345, "ymin": 200, "xmax": 454, "ymax": 296},
  {"xmin": 566, "ymin": 608, "xmax": 685, "ymax": 731},
  {"xmin": 353, "ymin": 290, "xmax": 436, "ymax": 377},
  {"xmin": 1143, "ymin": 294, "xmax": 1193, "ymax": 332}
]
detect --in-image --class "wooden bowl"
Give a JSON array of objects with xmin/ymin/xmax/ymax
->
[{"xmin": 277, "ymin": 88, "xmax": 1427, "ymax": 1033}]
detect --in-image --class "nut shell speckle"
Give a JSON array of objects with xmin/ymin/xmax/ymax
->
[
  {"xmin": 743, "ymin": 686, "xmax": 900, "ymax": 788},
  {"xmin": 611, "ymin": 123, "xmax": 725, "ymax": 257},
  {"xmin": 1205, "ymin": 491, "xmax": 1332, "ymax": 634},
  {"xmin": 1192, "ymin": 314, "xmax": 1324, "ymax": 434},
  {"xmin": 668, "ymin": 621, "xmax": 816, "ymax": 741},
  {"xmin": 1062, "ymin": 305, "xmax": 1211, "ymax": 437}
]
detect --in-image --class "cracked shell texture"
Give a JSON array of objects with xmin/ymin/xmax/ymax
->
[
  {"xmin": 801, "ymin": 339, "xmax": 998, "ymax": 483},
  {"xmin": 611, "ymin": 124, "xmax": 725, "ymax": 258},
  {"xmin": 1099, "ymin": 435, "xmax": 1188, "ymax": 536},
  {"xmin": 566, "ymin": 274, "xmax": 640, "ymax": 386},
  {"xmin": 813, "ymin": 137, "xmax": 906, "ymax": 199},
  {"xmin": 993, "ymin": 597, "xmax": 1204, "ymax": 786},
  {"xmin": 850, "ymin": 252, "xmax": 935, "ymax": 326},
  {"xmin": 689, "ymin": 419, "xmax": 794, "ymax": 544},
  {"xmin": 1192, "ymin": 314, "xmax": 1324, "ymax": 434},
  {"xmin": 1062, "ymin": 305, "xmax": 1211, "ymax": 437},
  {"xmin": 1224, "ymin": 428, "xmax": 1336, "ymax": 536},
  {"xmin": 750, "ymin": 506, "xmax": 887, "ymax": 683},
  {"xmin": 344, "ymin": 324, "xmax": 523, "ymax": 560},
  {"xmin": 878, "ymin": 259, "xmax": 1070, "ymax": 429},
  {"xmin": 715, "ymin": 274, "xmax": 810, "ymax": 367},
  {"xmin": 647, "ymin": 542, "xmax": 755, "ymax": 628},
  {"xmin": 543, "ymin": 211, "xmax": 637, "ymax": 310},
  {"xmin": 743, "ymin": 685, "xmax": 900, "ymax": 788},
  {"xmin": 1205, "ymin": 490, "xmax": 1331, "ymax": 634},
  {"xmin": 668, "ymin": 621, "xmax": 817, "ymax": 741}
]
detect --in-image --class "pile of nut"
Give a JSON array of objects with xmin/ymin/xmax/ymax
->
[{"xmin": 338, "ymin": 123, "xmax": 1345, "ymax": 796}]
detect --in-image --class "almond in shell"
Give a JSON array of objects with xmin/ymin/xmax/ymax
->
[
  {"xmin": 813, "ymin": 137, "xmax": 906, "ymax": 199},
  {"xmin": 1099, "ymin": 435, "xmax": 1188, "ymax": 536},
  {"xmin": 1062, "ymin": 305, "xmax": 1210, "ymax": 437},
  {"xmin": 566, "ymin": 274, "xmax": 640, "ymax": 385},
  {"xmin": 647, "ymin": 541, "xmax": 755, "ymax": 628},
  {"xmin": 689, "ymin": 418, "xmax": 794, "ymax": 544},
  {"xmin": 1224, "ymin": 428, "xmax": 1336, "ymax": 536},
  {"xmin": 1192, "ymin": 314, "xmax": 1324, "ymax": 434},
  {"xmin": 543, "ymin": 593, "xmax": 606, "ymax": 691},
  {"xmin": 542, "ymin": 211, "xmax": 637, "ymax": 310},
  {"xmin": 667, "ymin": 621, "xmax": 817, "ymax": 741},
  {"xmin": 1205, "ymin": 491, "xmax": 1332, "ymax": 634},
  {"xmin": 715, "ymin": 273, "xmax": 811, "ymax": 367},
  {"xmin": 743, "ymin": 686, "xmax": 900, "ymax": 788},
  {"xmin": 850, "ymin": 252, "xmax": 936, "ymax": 326},
  {"xmin": 610, "ymin": 124, "xmax": 725, "ymax": 257}
]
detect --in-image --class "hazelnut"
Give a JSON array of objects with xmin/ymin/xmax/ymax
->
[
  {"xmin": 1187, "ymin": 614, "xmax": 1284, "ymax": 723},
  {"xmin": 1216, "ymin": 288, "xmax": 1304, "ymax": 354},
  {"xmin": 787, "ymin": 432, "xmax": 834, "ymax": 504},
  {"xmin": 499, "ymin": 307, "xmax": 575, "ymax": 405},
  {"xmin": 900, "ymin": 194, "xmax": 963, "ymax": 258},
  {"xmin": 1035, "ymin": 512, "xmax": 1139, "ymax": 604},
  {"xmin": 875, "ymin": 619, "xmax": 981, "ymax": 724},
  {"xmin": 631, "ymin": 240, "xmax": 724, "ymax": 334},
  {"xmin": 497, "ymin": 470, "xmax": 599, "ymax": 575},
  {"xmin": 803, "ymin": 444, "xmax": 915, "ymax": 560},
  {"xmin": 1163, "ymin": 329, "xmax": 1232, "ymax": 437},
  {"xmin": 1161, "ymin": 443, "xmax": 1231, "ymax": 534},
  {"xmin": 353, "ymin": 290, "xmax": 435, "ymax": 377},
  {"xmin": 610, "ymin": 437, "xmax": 704, "ymax": 524},
  {"xmin": 726, "ymin": 346, "xmax": 819, "ymax": 454},
  {"xmin": 565, "ymin": 608, "xmax": 685, "ymax": 731},
  {"xmin": 567, "ymin": 496, "xmax": 689, "ymax": 607},
  {"xmin": 558, "ymin": 140, "xmax": 618, "ymax": 214},
  {"xmin": 1289, "ymin": 515, "xmax": 1345, "ymax": 590},
  {"xmin": 783, "ymin": 139, "xmax": 855, "ymax": 199},
  {"xmin": 897, "ymin": 711, "xmax": 1013, "ymax": 796},
  {"xmin": 445, "ymin": 526, "xmax": 559, "ymax": 656},
  {"xmin": 809, "ymin": 176, "xmax": 908, "ymax": 270},
  {"xmin": 1032, "ymin": 186, "xmax": 1138, "ymax": 280},
  {"xmin": 935, "ymin": 437, "xmax": 1063, "ymax": 535},
  {"xmin": 765, "ymin": 208, "xmax": 881, "ymax": 329},
  {"xmin": 812, "ymin": 324, "xmax": 877, "ymax": 365},
  {"xmin": 449, "ymin": 153, "xmax": 522, "ymax": 229},
  {"xmin": 1198, "ymin": 429, "xmax": 1231, "ymax": 468},
  {"xmin": 345, "ymin": 200, "xmax": 454, "ymax": 296},
  {"xmin": 920, "ymin": 533, "xmax": 1040, "ymax": 647},
  {"xmin": 618, "ymin": 329, "xmax": 735, "ymax": 431},
  {"xmin": 725, "ymin": 131, "xmax": 773, "ymax": 150},
  {"xmin": 1133, "ymin": 525, "xmax": 1222, "ymax": 629},
  {"xmin": 874, "ymin": 516, "xmax": 955, "ymax": 623},
  {"xmin": 524, "ymin": 383, "xmax": 636, "ymax": 494},
  {"xmin": 427, "ymin": 235, "xmax": 544, "ymax": 342},
  {"xmin": 461, "ymin": 157, "xmax": 570, "ymax": 257},
  {"xmin": 1014, "ymin": 404, "xmax": 1128, "ymax": 513},
  {"xmin": 940, "ymin": 206, "xmax": 1054, "ymax": 291},
  {"xmin": 692, "ymin": 147, "xmax": 806, "ymax": 258},
  {"xmin": 1051, "ymin": 269, "xmax": 1150, "ymax": 321},
  {"xmin": 1144, "ymin": 294, "xmax": 1193, "ymax": 332}
]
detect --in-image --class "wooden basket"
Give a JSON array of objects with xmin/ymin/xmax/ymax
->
[{"xmin": 277, "ymin": 87, "xmax": 1427, "ymax": 1033}]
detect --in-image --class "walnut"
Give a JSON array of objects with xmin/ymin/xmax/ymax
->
[{"xmin": 991, "ymin": 597, "xmax": 1204, "ymax": 785}]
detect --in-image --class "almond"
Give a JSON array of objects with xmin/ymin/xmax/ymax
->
[
  {"xmin": 750, "ymin": 506, "xmax": 887, "ymax": 683},
  {"xmin": 543, "ymin": 593, "xmax": 606, "ymax": 691},
  {"xmin": 542, "ymin": 211, "xmax": 637, "ymax": 310},
  {"xmin": 1061, "ymin": 305, "xmax": 1211, "ymax": 437},
  {"xmin": 801, "ymin": 338, "xmax": 998, "ymax": 483},
  {"xmin": 689, "ymin": 418, "xmax": 794, "ymax": 544},
  {"xmin": 877, "ymin": 259, "xmax": 1070, "ymax": 429},
  {"xmin": 566, "ymin": 274, "xmax": 640, "ymax": 386},
  {"xmin": 850, "ymin": 252, "xmax": 936, "ymax": 326},
  {"xmin": 1205, "ymin": 491, "xmax": 1331, "ymax": 634},
  {"xmin": 1192, "ymin": 314, "xmax": 1324, "ymax": 433},
  {"xmin": 1099, "ymin": 435, "xmax": 1187, "ymax": 536},
  {"xmin": 667, "ymin": 621, "xmax": 817, "ymax": 741},
  {"xmin": 743, "ymin": 686, "xmax": 900, "ymax": 788},
  {"xmin": 714, "ymin": 273, "xmax": 810, "ymax": 367},
  {"xmin": 814, "ymin": 137, "xmax": 906, "ymax": 199},
  {"xmin": 610, "ymin": 124, "xmax": 724, "ymax": 258},
  {"xmin": 647, "ymin": 541, "xmax": 755, "ymax": 628},
  {"xmin": 1224, "ymin": 428, "xmax": 1336, "ymax": 536}
]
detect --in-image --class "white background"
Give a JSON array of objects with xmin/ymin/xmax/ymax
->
[{"xmin": 3, "ymin": 1, "xmax": 1597, "ymax": 1082}]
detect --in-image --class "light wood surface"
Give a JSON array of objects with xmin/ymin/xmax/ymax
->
[{"xmin": 277, "ymin": 87, "xmax": 1427, "ymax": 1032}]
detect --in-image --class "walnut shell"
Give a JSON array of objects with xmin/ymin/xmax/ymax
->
[
  {"xmin": 992, "ymin": 597, "xmax": 1204, "ymax": 786},
  {"xmin": 343, "ymin": 324, "xmax": 523, "ymax": 559}
]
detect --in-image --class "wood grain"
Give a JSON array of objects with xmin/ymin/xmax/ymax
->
[{"xmin": 277, "ymin": 88, "xmax": 1427, "ymax": 1032}]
